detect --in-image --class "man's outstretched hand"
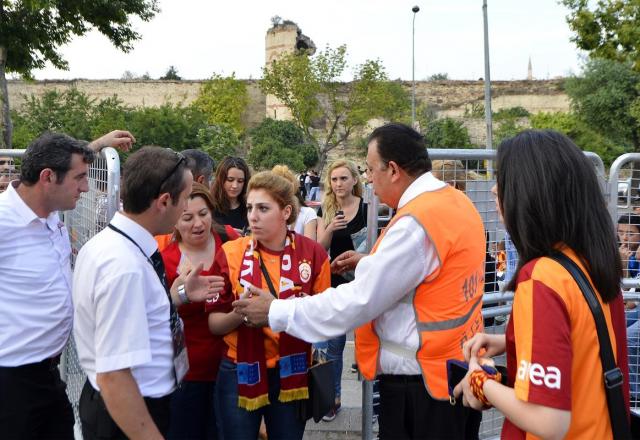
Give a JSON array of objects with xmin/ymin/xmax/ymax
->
[
  {"xmin": 88, "ymin": 130, "xmax": 136, "ymax": 153},
  {"xmin": 232, "ymin": 285, "xmax": 274, "ymax": 327},
  {"xmin": 330, "ymin": 250, "xmax": 365, "ymax": 274}
]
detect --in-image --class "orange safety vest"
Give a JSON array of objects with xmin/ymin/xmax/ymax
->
[{"xmin": 355, "ymin": 185, "xmax": 486, "ymax": 399}]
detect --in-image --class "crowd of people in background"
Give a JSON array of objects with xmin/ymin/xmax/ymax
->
[{"xmin": 0, "ymin": 123, "xmax": 636, "ymax": 440}]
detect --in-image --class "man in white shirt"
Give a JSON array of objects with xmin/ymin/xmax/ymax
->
[
  {"xmin": 235, "ymin": 123, "xmax": 486, "ymax": 439},
  {"xmin": 0, "ymin": 130, "xmax": 134, "ymax": 439},
  {"xmin": 73, "ymin": 146, "xmax": 223, "ymax": 440}
]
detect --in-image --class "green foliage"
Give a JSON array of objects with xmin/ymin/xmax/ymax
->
[
  {"xmin": 493, "ymin": 106, "xmax": 530, "ymax": 121},
  {"xmin": 260, "ymin": 44, "xmax": 410, "ymax": 169},
  {"xmin": 564, "ymin": 58, "xmax": 640, "ymax": 148},
  {"xmin": 247, "ymin": 118, "xmax": 315, "ymax": 172},
  {"xmin": 530, "ymin": 111, "xmax": 626, "ymax": 166},
  {"xmin": 250, "ymin": 118, "xmax": 304, "ymax": 148},
  {"xmin": 196, "ymin": 124, "xmax": 240, "ymax": 162},
  {"xmin": 493, "ymin": 119, "xmax": 524, "ymax": 145},
  {"xmin": 126, "ymin": 103, "xmax": 207, "ymax": 150},
  {"xmin": 562, "ymin": 0, "xmax": 640, "ymax": 70},
  {"xmin": 193, "ymin": 73, "xmax": 248, "ymax": 134},
  {"xmin": 464, "ymin": 102, "xmax": 485, "ymax": 118},
  {"xmin": 428, "ymin": 73, "xmax": 449, "ymax": 81},
  {"xmin": 247, "ymin": 141, "xmax": 305, "ymax": 172},
  {"xmin": 2, "ymin": 1, "xmax": 158, "ymax": 77},
  {"xmin": 10, "ymin": 89, "xmax": 96, "ymax": 146},
  {"xmin": 424, "ymin": 118, "xmax": 472, "ymax": 148},
  {"xmin": 160, "ymin": 66, "xmax": 181, "ymax": 80},
  {"xmin": 10, "ymin": 88, "xmax": 210, "ymax": 153}
]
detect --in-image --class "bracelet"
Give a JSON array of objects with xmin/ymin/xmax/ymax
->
[
  {"xmin": 177, "ymin": 284, "xmax": 190, "ymax": 305},
  {"xmin": 469, "ymin": 368, "xmax": 501, "ymax": 408}
]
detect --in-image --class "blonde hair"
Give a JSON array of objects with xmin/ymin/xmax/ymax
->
[
  {"xmin": 271, "ymin": 164, "xmax": 305, "ymax": 206},
  {"xmin": 322, "ymin": 159, "xmax": 363, "ymax": 224},
  {"xmin": 247, "ymin": 171, "xmax": 299, "ymax": 225},
  {"xmin": 431, "ymin": 160, "xmax": 480, "ymax": 192}
]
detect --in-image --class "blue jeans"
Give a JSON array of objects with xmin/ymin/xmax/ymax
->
[
  {"xmin": 328, "ymin": 335, "xmax": 346, "ymax": 400},
  {"xmin": 167, "ymin": 380, "xmax": 218, "ymax": 440},
  {"xmin": 629, "ymin": 321, "xmax": 640, "ymax": 400},
  {"xmin": 308, "ymin": 187, "xmax": 319, "ymax": 201},
  {"xmin": 215, "ymin": 359, "xmax": 305, "ymax": 440}
]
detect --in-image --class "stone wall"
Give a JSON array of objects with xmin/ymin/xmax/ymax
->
[{"xmin": 7, "ymin": 78, "xmax": 570, "ymax": 152}]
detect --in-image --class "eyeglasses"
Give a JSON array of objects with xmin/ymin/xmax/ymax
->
[
  {"xmin": 0, "ymin": 159, "xmax": 13, "ymax": 165},
  {"xmin": 156, "ymin": 150, "xmax": 186, "ymax": 197}
]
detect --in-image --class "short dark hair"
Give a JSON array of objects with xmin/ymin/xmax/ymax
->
[
  {"xmin": 182, "ymin": 149, "xmax": 214, "ymax": 184},
  {"xmin": 122, "ymin": 146, "xmax": 189, "ymax": 214},
  {"xmin": 497, "ymin": 129, "xmax": 622, "ymax": 302},
  {"xmin": 618, "ymin": 213, "xmax": 640, "ymax": 229},
  {"xmin": 368, "ymin": 123, "xmax": 431, "ymax": 176},
  {"xmin": 20, "ymin": 132, "xmax": 94, "ymax": 185}
]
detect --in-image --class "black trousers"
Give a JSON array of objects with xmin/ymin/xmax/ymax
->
[
  {"xmin": 80, "ymin": 379, "xmax": 171, "ymax": 440},
  {"xmin": 0, "ymin": 356, "xmax": 74, "ymax": 440},
  {"xmin": 378, "ymin": 375, "xmax": 481, "ymax": 440}
]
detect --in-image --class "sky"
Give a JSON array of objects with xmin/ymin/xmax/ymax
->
[{"xmin": 30, "ymin": 0, "xmax": 585, "ymax": 82}]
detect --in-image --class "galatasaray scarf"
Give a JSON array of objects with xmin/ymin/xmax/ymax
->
[{"xmin": 236, "ymin": 231, "xmax": 313, "ymax": 411}]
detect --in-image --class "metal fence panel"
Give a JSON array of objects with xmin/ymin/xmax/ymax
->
[{"xmin": 606, "ymin": 152, "xmax": 640, "ymax": 413}]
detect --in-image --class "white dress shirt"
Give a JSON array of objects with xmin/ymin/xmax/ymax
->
[
  {"xmin": 73, "ymin": 212, "xmax": 175, "ymax": 397},
  {"xmin": 270, "ymin": 172, "xmax": 445, "ymax": 374},
  {"xmin": 0, "ymin": 181, "xmax": 73, "ymax": 366}
]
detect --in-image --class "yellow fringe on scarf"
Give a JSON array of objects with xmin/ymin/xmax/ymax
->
[
  {"xmin": 238, "ymin": 393, "xmax": 270, "ymax": 411},
  {"xmin": 278, "ymin": 387, "xmax": 309, "ymax": 403}
]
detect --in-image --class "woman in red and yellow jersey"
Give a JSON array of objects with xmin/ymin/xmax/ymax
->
[
  {"xmin": 207, "ymin": 171, "xmax": 330, "ymax": 440},
  {"xmin": 454, "ymin": 130, "xmax": 629, "ymax": 439}
]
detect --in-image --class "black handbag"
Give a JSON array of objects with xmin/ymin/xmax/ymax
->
[
  {"xmin": 550, "ymin": 252, "xmax": 638, "ymax": 439},
  {"xmin": 258, "ymin": 257, "xmax": 335, "ymax": 423}
]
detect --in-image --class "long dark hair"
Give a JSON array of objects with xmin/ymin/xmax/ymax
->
[
  {"xmin": 211, "ymin": 156, "xmax": 251, "ymax": 215},
  {"xmin": 497, "ymin": 130, "xmax": 622, "ymax": 302}
]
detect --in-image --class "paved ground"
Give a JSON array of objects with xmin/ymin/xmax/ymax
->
[{"xmin": 304, "ymin": 341, "xmax": 378, "ymax": 439}]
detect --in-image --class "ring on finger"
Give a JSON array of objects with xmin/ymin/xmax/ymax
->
[{"xmin": 243, "ymin": 315, "xmax": 249, "ymax": 324}]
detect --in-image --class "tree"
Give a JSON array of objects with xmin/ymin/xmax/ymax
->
[
  {"xmin": 428, "ymin": 73, "xmax": 449, "ymax": 81},
  {"xmin": 160, "ymin": 65, "xmax": 181, "ymax": 80},
  {"xmin": 564, "ymin": 58, "xmax": 640, "ymax": 149},
  {"xmin": 562, "ymin": 0, "xmax": 640, "ymax": 70},
  {"xmin": 196, "ymin": 124, "xmax": 241, "ymax": 162},
  {"xmin": 423, "ymin": 118, "xmax": 472, "ymax": 148},
  {"xmin": 530, "ymin": 111, "xmax": 625, "ymax": 166},
  {"xmin": 260, "ymin": 45, "xmax": 410, "ymax": 171},
  {"xmin": 192, "ymin": 73, "xmax": 248, "ymax": 135},
  {"xmin": 0, "ymin": 0, "xmax": 159, "ymax": 148},
  {"xmin": 247, "ymin": 118, "xmax": 316, "ymax": 172}
]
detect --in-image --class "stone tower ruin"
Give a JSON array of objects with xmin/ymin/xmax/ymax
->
[{"xmin": 264, "ymin": 17, "xmax": 315, "ymax": 120}]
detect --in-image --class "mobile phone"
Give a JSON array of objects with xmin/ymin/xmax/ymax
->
[{"xmin": 336, "ymin": 210, "xmax": 344, "ymax": 217}]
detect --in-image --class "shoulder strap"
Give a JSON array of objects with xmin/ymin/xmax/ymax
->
[
  {"xmin": 549, "ymin": 252, "xmax": 630, "ymax": 440},
  {"xmin": 258, "ymin": 256, "xmax": 278, "ymax": 299}
]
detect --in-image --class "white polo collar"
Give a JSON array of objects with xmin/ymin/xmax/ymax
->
[
  {"xmin": 398, "ymin": 172, "xmax": 447, "ymax": 209},
  {"xmin": 6, "ymin": 181, "xmax": 62, "ymax": 230}
]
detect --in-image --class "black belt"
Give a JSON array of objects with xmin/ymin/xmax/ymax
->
[
  {"xmin": 1, "ymin": 355, "xmax": 61, "ymax": 372},
  {"xmin": 378, "ymin": 374, "xmax": 423, "ymax": 384}
]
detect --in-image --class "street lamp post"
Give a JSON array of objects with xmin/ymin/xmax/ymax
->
[{"xmin": 412, "ymin": 5, "xmax": 420, "ymax": 128}]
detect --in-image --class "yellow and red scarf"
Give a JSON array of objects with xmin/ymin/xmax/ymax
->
[{"xmin": 236, "ymin": 231, "xmax": 313, "ymax": 410}]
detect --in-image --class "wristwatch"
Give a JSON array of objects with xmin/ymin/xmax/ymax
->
[{"xmin": 177, "ymin": 284, "xmax": 190, "ymax": 304}]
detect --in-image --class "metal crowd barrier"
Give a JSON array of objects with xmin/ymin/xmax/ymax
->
[{"xmin": 0, "ymin": 147, "xmax": 120, "ymax": 438}]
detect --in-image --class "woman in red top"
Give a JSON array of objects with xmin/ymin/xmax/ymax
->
[{"xmin": 161, "ymin": 182, "xmax": 239, "ymax": 440}]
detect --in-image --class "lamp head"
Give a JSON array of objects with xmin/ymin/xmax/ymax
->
[{"xmin": 412, "ymin": 5, "xmax": 420, "ymax": 13}]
